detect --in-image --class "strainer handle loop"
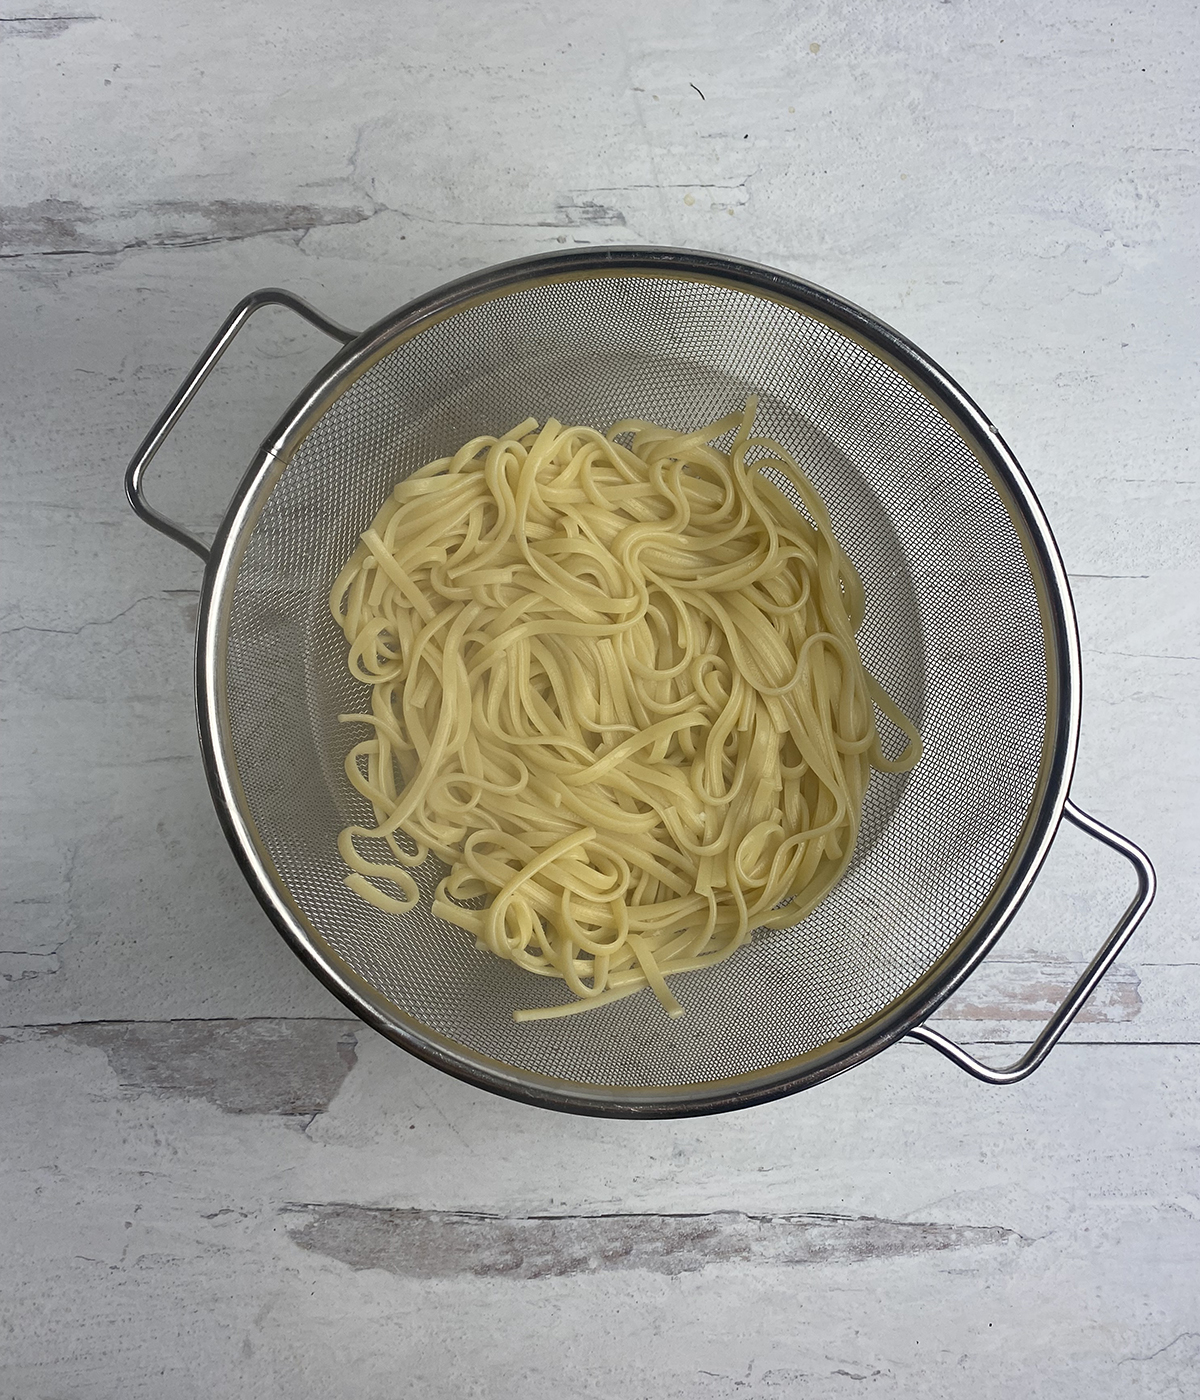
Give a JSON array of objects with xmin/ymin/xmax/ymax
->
[
  {"xmin": 905, "ymin": 800, "xmax": 1156, "ymax": 1085},
  {"xmin": 124, "ymin": 287, "xmax": 358, "ymax": 562}
]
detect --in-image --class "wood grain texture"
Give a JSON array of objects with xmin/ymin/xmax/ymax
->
[
  {"xmin": 0, "ymin": 197, "xmax": 379, "ymax": 257},
  {"xmin": 936, "ymin": 958, "xmax": 1141, "ymax": 1023},
  {"xmin": 1, "ymin": 1030, "xmax": 1197, "ymax": 1398},
  {"xmin": 284, "ymin": 1203, "xmax": 1025, "ymax": 1278},
  {"xmin": 0, "ymin": 16, "xmax": 99, "ymax": 41},
  {"xmin": 1, "ymin": 0, "xmax": 1196, "ymax": 1394},
  {"xmin": 38, "ymin": 1018, "xmax": 359, "ymax": 1115}
]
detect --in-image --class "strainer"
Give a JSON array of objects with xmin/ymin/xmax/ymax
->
[{"xmin": 126, "ymin": 247, "xmax": 1155, "ymax": 1117}]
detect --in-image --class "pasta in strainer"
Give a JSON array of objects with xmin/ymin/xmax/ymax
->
[{"xmin": 330, "ymin": 400, "xmax": 920, "ymax": 1021}]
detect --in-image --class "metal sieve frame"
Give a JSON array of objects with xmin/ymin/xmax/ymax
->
[{"xmin": 126, "ymin": 248, "xmax": 1155, "ymax": 1117}]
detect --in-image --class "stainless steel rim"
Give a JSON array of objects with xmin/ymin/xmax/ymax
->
[{"xmin": 193, "ymin": 247, "xmax": 1083, "ymax": 1117}]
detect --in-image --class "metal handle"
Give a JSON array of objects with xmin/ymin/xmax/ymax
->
[
  {"xmin": 906, "ymin": 799, "xmax": 1156, "ymax": 1084},
  {"xmin": 124, "ymin": 287, "xmax": 358, "ymax": 562}
]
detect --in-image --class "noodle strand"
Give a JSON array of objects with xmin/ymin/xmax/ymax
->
[{"xmin": 331, "ymin": 402, "xmax": 921, "ymax": 1020}]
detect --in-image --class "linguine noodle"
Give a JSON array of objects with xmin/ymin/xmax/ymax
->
[{"xmin": 330, "ymin": 399, "xmax": 920, "ymax": 1021}]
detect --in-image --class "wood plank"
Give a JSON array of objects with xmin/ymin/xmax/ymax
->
[{"xmin": 1, "ymin": 1031, "xmax": 1196, "ymax": 1397}]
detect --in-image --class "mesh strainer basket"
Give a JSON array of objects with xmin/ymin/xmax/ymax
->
[{"xmin": 126, "ymin": 248, "xmax": 1154, "ymax": 1117}]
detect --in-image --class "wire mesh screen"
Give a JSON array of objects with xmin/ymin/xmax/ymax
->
[{"xmin": 223, "ymin": 272, "xmax": 1050, "ymax": 1091}]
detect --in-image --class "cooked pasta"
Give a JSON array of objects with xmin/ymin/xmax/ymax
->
[{"xmin": 330, "ymin": 399, "xmax": 920, "ymax": 1022}]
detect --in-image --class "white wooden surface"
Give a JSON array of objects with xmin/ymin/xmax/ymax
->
[{"xmin": 2, "ymin": 2, "xmax": 1197, "ymax": 1395}]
